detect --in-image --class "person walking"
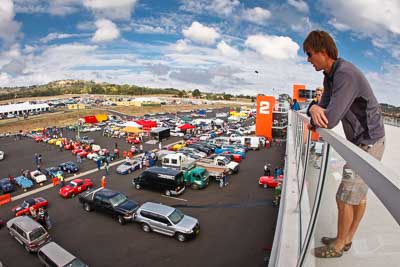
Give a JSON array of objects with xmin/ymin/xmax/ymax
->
[
  {"xmin": 59, "ymin": 142, "xmax": 63, "ymax": 151},
  {"xmin": 101, "ymin": 176, "xmax": 106, "ymax": 188},
  {"xmin": 76, "ymin": 153, "xmax": 81, "ymax": 164},
  {"xmin": 96, "ymin": 159, "xmax": 101, "ymax": 171},
  {"xmin": 158, "ymin": 142, "xmax": 162, "ymax": 150},
  {"xmin": 58, "ymin": 174, "xmax": 65, "ymax": 187},
  {"xmin": 139, "ymin": 144, "xmax": 143, "ymax": 153},
  {"xmin": 303, "ymin": 30, "xmax": 385, "ymax": 258},
  {"xmin": 104, "ymin": 161, "xmax": 109, "ymax": 175},
  {"xmin": 264, "ymin": 163, "xmax": 271, "ymax": 176}
]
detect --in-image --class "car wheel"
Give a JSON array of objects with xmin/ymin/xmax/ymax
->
[
  {"xmin": 263, "ymin": 184, "xmax": 268, "ymax": 188},
  {"xmin": 24, "ymin": 244, "xmax": 31, "ymax": 253},
  {"xmin": 135, "ymin": 183, "xmax": 141, "ymax": 190},
  {"xmin": 67, "ymin": 169, "xmax": 71, "ymax": 173},
  {"xmin": 128, "ymin": 169, "xmax": 132, "ymax": 174},
  {"xmin": 71, "ymin": 193, "xmax": 75, "ymax": 198},
  {"xmin": 142, "ymin": 223, "xmax": 151, "ymax": 232},
  {"xmin": 191, "ymin": 183, "xmax": 199, "ymax": 190},
  {"xmin": 83, "ymin": 203, "xmax": 92, "ymax": 212},
  {"xmin": 118, "ymin": 216, "xmax": 126, "ymax": 225},
  {"xmin": 165, "ymin": 190, "xmax": 171, "ymax": 196},
  {"xmin": 176, "ymin": 233, "xmax": 186, "ymax": 242}
]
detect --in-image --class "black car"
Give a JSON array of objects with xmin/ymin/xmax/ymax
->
[
  {"xmin": 79, "ymin": 188, "xmax": 139, "ymax": 225},
  {"xmin": 187, "ymin": 144, "xmax": 212, "ymax": 154},
  {"xmin": 58, "ymin": 162, "xmax": 79, "ymax": 173}
]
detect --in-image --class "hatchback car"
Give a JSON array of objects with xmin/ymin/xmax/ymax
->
[
  {"xmin": 7, "ymin": 216, "xmax": 50, "ymax": 252},
  {"xmin": 135, "ymin": 202, "xmax": 200, "ymax": 242}
]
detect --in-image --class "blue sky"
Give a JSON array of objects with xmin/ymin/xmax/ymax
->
[{"xmin": 0, "ymin": 0, "xmax": 399, "ymax": 105}]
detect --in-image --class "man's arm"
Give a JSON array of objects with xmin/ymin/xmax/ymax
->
[{"xmin": 324, "ymin": 71, "xmax": 359, "ymax": 129}]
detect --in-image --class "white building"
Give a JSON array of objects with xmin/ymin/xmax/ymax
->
[{"xmin": 0, "ymin": 102, "xmax": 50, "ymax": 116}]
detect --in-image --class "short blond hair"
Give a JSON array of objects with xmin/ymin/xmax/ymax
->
[{"xmin": 316, "ymin": 87, "xmax": 324, "ymax": 93}]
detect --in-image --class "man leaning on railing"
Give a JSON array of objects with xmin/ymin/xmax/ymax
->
[{"xmin": 303, "ymin": 30, "xmax": 385, "ymax": 258}]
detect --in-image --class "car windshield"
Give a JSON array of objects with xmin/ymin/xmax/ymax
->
[
  {"xmin": 29, "ymin": 227, "xmax": 46, "ymax": 241},
  {"xmin": 65, "ymin": 258, "xmax": 87, "ymax": 267},
  {"xmin": 68, "ymin": 181, "xmax": 77, "ymax": 187},
  {"xmin": 220, "ymin": 157, "xmax": 229, "ymax": 164},
  {"xmin": 109, "ymin": 193, "xmax": 127, "ymax": 207},
  {"xmin": 168, "ymin": 209, "xmax": 184, "ymax": 224}
]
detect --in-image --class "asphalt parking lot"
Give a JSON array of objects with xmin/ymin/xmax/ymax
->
[{"xmin": 0, "ymin": 110, "xmax": 285, "ymax": 267}]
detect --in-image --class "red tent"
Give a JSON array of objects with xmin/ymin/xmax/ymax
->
[
  {"xmin": 135, "ymin": 120, "xmax": 157, "ymax": 130},
  {"xmin": 179, "ymin": 124, "xmax": 195, "ymax": 130},
  {"xmin": 84, "ymin": 116, "xmax": 98, "ymax": 124}
]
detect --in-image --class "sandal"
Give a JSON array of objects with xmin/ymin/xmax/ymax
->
[
  {"xmin": 321, "ymin": 237, "xmax": 352, "ymax": 251},
  {"xmin": 314, "ymin": 244, "xmax": 343, "ymax": 258}
]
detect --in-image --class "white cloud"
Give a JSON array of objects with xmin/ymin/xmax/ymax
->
[
  {"xmin": 242, "ymin": 7, "xmax": 271, "ymax": 25},
  {"xmin": 288, "ymin": 0, "xmax": 309, "ymax": 13},
  {"xmin": 245, "ymin": 34, "xmax": 300, "ymax": 60},
  {"xmin": 328, "ymin": 18, "xmax": 351, "ymax": 31},
  {"xmin": 180, "ymin": 0, "xmax": 240, "ymax": 17},
  {"xmin": 83, "ymin": 0, "xmax": 138, "ymax": 20},
  {"xmin": 321, "ymin": 0, "xmax": 400, "ymax": 35},
  {"xmin": 48, "ymin": 0, "xmax": 81, "ymax": 16},
  {"xmin": 40, "ymin": 32, "xmax": 89, "ymax": 43},
  {"xmin": 366, "ymin": 63, "xmax": 400, "ymax": 105},
  {"xmin": 0, "ymin": 0, "xmax": 21, "ymax": 45},
  {"xmin": 130, "ymin": 23, "xmax": 167, "ymax": 34},
  {"xmin": 183, "ymin": 21, "xmax": 220, "ymax": 45},
  {"xmin": 173, "ymin": 39, "xmax": 189, "ymax": 53},
  {"xmin": 92, "ymin": 19, "xmax": 120, "ymax": 43},
  {"xmin": 217, "ymin": 41, "xmax": 240, "ymax": 58}
]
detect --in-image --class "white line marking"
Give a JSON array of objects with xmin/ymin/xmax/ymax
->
[{"xmin": 161, "ymin": 195, "xmax": 188, "ymax": 202}]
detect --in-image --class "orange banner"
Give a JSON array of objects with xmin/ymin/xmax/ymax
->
[{"xmin": 255, "ymin": 95, "xmax": 275, "ymax": 140}]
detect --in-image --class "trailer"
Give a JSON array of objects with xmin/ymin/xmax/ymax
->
[{"xmin": 150, "ymin": 127, "xmax": 170, "ymax": 142}]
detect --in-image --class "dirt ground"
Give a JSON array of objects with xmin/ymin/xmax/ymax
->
[{"xmin": 0, "ymin": 103, "xmax": 239, "ymax": 134}]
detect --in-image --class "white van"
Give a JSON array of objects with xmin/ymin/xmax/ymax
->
[
  {"xmin": 239, "ymin": 136, "xmax": 261, "ymax": 150},
  {"xmin": 162, "ymin": 153, "xmax": 195, "ymax": 170},
  {"xmin": 38, "ymin": 242, "xmax": 87, "ymax": 267}
]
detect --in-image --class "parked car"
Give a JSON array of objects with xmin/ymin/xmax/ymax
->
[
  {"xmin": 7, "ymin": 216, "xmax": 51, "ymax": 252},
  {"xmin": 38, "ymin": 242, "xmax": 88, "ymax": 267},
  {"xmin": 116, "ymin": 160, "xmax": 141, "ymax": 175},
  {"xmin": 258, "ymin": 176, "xmax": 281, "ymax": 188},
  {"xmin": 29, "ymin": 170, "xmax": 47, "ymax": 184},
  {"xmin": 44, "ymin": 167, "xmax": 63, "ymax": 178},
  {"xmin": 59, "ymin": 178, "xmax": 94, "ymax": 198},
  {"xmin": 12, "ymin": 197, "xmax": 49, "ymax": 217},
  {"xmin": 58, "ymin": 162, "xmax": 79, "ymax": 173},
  {"xmin": 135, "ymin": 202, "xmax": 200, "ymax": 242},
  {"xmin": 0, "ymin": 177, "xmax": 14, "ymax": 193},
  {"xmin": 79, "ymin": 188, "xmax": 139, "ymax": 225},
  {"xmin": 78, "ymin": 136, "xmax": 94, "ymax": 145}
]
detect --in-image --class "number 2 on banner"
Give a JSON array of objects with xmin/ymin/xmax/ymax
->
[{"xmin": 259, "ymin": 101, "xmax": 270, "ymax": 115}]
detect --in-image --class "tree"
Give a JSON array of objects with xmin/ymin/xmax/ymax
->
[
  {"xmin": 178, "ymin": 91, "xmax": 184, "ymax": 98},
  {"xmin": 192, "ymin": 89, "xmax": 201, "ymax": 98}
]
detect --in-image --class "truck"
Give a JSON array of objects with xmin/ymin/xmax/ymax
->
[
  {"xmin": 150, "ymin": 127, "xmax": 170, "ymax": 141},
  {"xmin": 239, "ymin": 136, "xmax": 262, "ymax": 150},
  {"xmin": 78, "ymin": 188, "xmax": 139, "ymax": 225},
  {"xmin": 183, "ymin": 166, "xmax": 209, "ymax": 189},
  {"xmin": 161, "ymin": 153, "xmax": 196, "ymax": 170},
  {"xmin": 196, "ymin": 156, "xmax": 240, "ymax": 175}
]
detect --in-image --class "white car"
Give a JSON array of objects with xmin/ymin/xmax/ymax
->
[
  {"xmin": 87, "ymin": 152, "xmax": 99, "ymax": 160},
  {"xmin": 170, "ymin": 130, "xmax": 184, "ymax": 137},
  {"xmin": 89, "ymin": 126, "xmax": 102, "ymax": 132},
  {"xmin": 0, "ymin": 151, "xmax": 4, "ymax": 160},
  {"xmin": 30, "ymin": 170, "xmax": 47, "ymax": 183}
]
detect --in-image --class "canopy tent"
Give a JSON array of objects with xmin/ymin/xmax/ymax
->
[
  {"xmin": 95, "ymin": 114, "xmax": 108, "ymax": 122},
  {"xmin": 179, "ymin": 124, "xmax": 195, "ymax": 130},
  {"xmin": 123, "ymin": 121, "xmax": 142, "ymax": 128},
  {"xmin": 83, "ymin": 115, "xmax": 98, "ymax": 124},
  {"xmin": 121, "ymin": 126, "xmax": 145, "ymax": 133},
  {"xmin": 135, "ymin": 120, "xmax": 157, "ymax": 130}
]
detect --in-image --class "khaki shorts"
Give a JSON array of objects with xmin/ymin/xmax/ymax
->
[{"xmin": 336, "ymin": 137, "xmax": 385, "ymax": 205}]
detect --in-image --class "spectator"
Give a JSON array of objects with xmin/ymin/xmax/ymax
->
[
  {"xmin": 96, "ymin": 159, "xmax": 101, "ymax": 171},
  {"xmin": 38, "ymin": 154, "xmax": 42, "ymax": 164},
  {"xmin": 59, "ymin": 142, "xmax": 63, "ymax": 151},
  {"xmin": 104, "ymin": 161, "xmax": 109, "ymax": 175},
  {"xmin": 291, "ymin": 99, "xmax": 300, "ymax": 111},
  {"xmin": 139, "ymin": 144, "xmax": 143, "ymax": 153},
  {"xmin": 76, "ymin": 153, "xmax": 82, "ymax": 164},
  {"xmin": 264, "ymin": 164, "xmax": 271, "ymax": 176},
  {"xmin": 304, "ymin": 30, "xmax": 385, "ymax": 258},
  {"xmin": 158, "ymin": 142, "xmax": 162, "ymax": 150}
]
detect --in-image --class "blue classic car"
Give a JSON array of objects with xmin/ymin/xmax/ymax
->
[
  {"xmin": 44, "ymin": 167, "xmax": 63, "ymax": 178},
  {"xmin": 58, "ymin": 161, "xmax": 79, "ymax": 173},
  {"xmin": 0, "ymin": 178, "xmax": 14, "ymax": 193}
]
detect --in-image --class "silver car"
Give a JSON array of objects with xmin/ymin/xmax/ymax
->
[
  {"xmin": 135, "ymin": 202, "xmax": 200, "ymax": 242},
  {"xmin": 7, "ymin": 216, "xmax": 51, "ymax": 252}
]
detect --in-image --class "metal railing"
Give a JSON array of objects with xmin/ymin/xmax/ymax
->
[{"xmin": 269, "ymin": 111, "xmax": 400, "ymax": 267}]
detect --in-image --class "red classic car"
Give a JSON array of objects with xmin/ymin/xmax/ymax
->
[
  {"xmin": 126, "ymin": 137, "xmax": 141, "ymax": 144},
  {"xmin": 59, "ymin": 178, "xmax": 94, "ymax": 198},
  {"xmin": 77, "ymin": 150, "xmax": 89, "ymax": 158},
  {"xmin": 258, "ymin": 176, "xmax": 280, "ymax": 188},
  {"xmin": 12, "ymin": 197, "xmax": 49, "ymax": 217}
]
